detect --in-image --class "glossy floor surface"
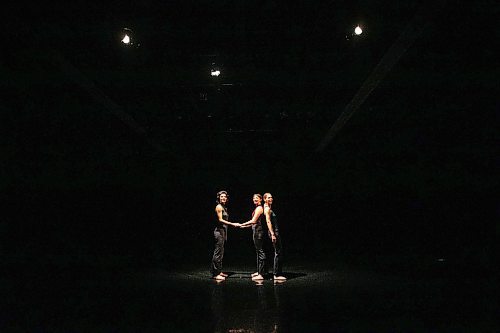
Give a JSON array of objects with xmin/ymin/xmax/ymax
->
[{"xmin": 1, "ymin": 260, "xmax": 497, "ymax": 332}]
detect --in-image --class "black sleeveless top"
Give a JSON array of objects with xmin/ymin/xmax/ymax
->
[
  {"xmin": 269, "ymin": 208, "xmax": 279, "ymax": 233},
  {"xmin": 216, "ymin": 205, "xmax": 229, "ymax": 230},
  {"xmin": 251, "ymin": 206, "xmax": 263, "ymax": 230}
]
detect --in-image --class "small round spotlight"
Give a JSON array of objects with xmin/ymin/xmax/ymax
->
[
  {"xmin": 121, "ymin": 34, "xmax": 131, "ymax": 44},
  {"xmin": 210, "ymin": 63, "xmax": 221, "ymax": 77},
  {"xmin": 121, "ymin": 28, "xmax": 134, "ymax": 46},
  {"xmin": 354, "ymin": 25, "xmax": 363, "ymax": 35}
]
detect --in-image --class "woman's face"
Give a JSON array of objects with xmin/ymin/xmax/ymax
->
[
  {"xmin": 253, "ymin": 195, "xmax": 262, "ymax": 205},
  {"xmin": 219, "ymin": 193, "xmax": 228, "ymax": 204},
  {"xmin": 264, "ymin": 194, "xmax": 273, "ymax": 205}
]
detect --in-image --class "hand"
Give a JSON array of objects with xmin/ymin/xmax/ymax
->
[
  {"xmin": 233, "ymin": 223, "xmax": 241, "ymax": 227},
  {"xmin": 271, "ymin": 234, "xmax": 277, "ymax": 243}
]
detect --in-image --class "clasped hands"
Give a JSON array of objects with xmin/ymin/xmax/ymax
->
[
  {"xmin": 231, "ymin": 222, "xmax": 252, "ymax": 228},
  {"xmin": 231, "ymin": 222, "xmax": 276, "ymax": 242}
]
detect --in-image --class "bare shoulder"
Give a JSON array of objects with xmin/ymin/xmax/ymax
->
[{"xmin": 215, "ymin": 204, "xmax": 223, "ymax": 212}]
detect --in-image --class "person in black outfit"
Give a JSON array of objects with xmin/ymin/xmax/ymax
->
[
  {"xmin": 263, "ymin": 193, "xmax": 286, "ymax": 281},
  {"xmin": 211, "ymin": 191, "xmax": 240, "ymax": 281},
  {"xmin": 240, "ymin": 194, "xmax": 266, "ymax": 280}
]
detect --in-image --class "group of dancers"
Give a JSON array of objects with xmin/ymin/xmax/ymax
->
[{"xmin": 210, "ymin": 191, "xmax": 286, "ymax": 282}]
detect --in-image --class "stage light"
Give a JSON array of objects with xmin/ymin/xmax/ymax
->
[
  {"xmin": 210, "ymin": 63, "xmax": 221, "ymax": 77},
  {"xmin": 354, "ymin": 25, "xmax": 363, "ymax": 35},
  {"xmin": 120, "ymin": 28, "xmax": 136, "ymax": 46},
  {"xmin": 121, "ymin": 34, "xmax": 131, "ymax": 44}
]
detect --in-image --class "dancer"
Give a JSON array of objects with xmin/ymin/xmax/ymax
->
[
  {"xmin": 240, "ymin": 194, "xmax": 266, "ymax": 280},
  {"xmin": 263, "ymin": 193, "xmax": 286, "ymax": 281},
  {"xmin": 211, "ymin": 191, "xmax": 239, "ymax": 281}
]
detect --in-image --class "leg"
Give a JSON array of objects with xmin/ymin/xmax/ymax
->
[
  {"xmin": 210, "ymin": 229, "xmax": 225, "ymax": 278},
  {"xmin": 253, "ymin": 227, "xmax": 266, "ymax": 278},
  {"xmin": 273, "ymin": 233, "xmax": 286, "ymax": 280}
]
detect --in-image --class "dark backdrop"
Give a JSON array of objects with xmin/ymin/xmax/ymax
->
[{"xmin": 1, "ymin": 0, "xmax": 497, "ymax": 275}]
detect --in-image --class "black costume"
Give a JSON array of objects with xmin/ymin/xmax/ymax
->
[
  {"xmin": 268, "ymin": 208, "xmax": 283, "ymax": 276},
  {"xmin": 210, "ymin": 205, "xmax": 228, "ymax": 277},
  {"xmin": 252, "ymin": 207, "xmax": 266, "ymax": 276}
]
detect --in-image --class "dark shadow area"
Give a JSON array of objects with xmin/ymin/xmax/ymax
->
[
  {"xmin": 277, "ymin": 272, "xmax": 306, "ymax": 281},
  {"xmin": 1, "ymin": 262, "xmax": 497, "ymax": 332},
  {"xmin": 1, "ymin": 1, "xmax": 498, "ymax": 332}
]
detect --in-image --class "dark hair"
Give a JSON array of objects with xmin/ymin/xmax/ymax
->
[
  {"xmin": 253, "ymin": 193, "xmax": 263, "ymax": 201},
  {"xmin": 216, "ymin": 191, "xmax": 229, "ymax": 204}
]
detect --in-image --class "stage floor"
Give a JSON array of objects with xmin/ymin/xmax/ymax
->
[{"xmin": 1, "ymin": 261, "xmax": 497, "ymax": 332}]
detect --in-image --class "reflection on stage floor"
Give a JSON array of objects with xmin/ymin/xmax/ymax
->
[{"xmin": 1, "ymin": 262, "xmax": 496, "ymax": 332}]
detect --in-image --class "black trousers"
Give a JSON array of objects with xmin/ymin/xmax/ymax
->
[
  {"xmin": 253, "ymin": 225, "xmax": 266, "ymax": 275},
  {"xmin": 210, "ymin": 228, "xmax": 226, "ymax": 276},
  {"xmin": 270, "ymin": 231, "xmax": 283, "ymax": 276}
]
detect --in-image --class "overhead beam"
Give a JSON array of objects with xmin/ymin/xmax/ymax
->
[
  {"xmin": 49, "ymin": 51, "xmax": 166, "ymax": 153},
  {"xmin": 315, "ymin": 0, "xmax": 446, "ymax": 153}
]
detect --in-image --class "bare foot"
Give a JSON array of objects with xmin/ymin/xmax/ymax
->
[
  {"xmin": 214, "ymin": 274, "xmax": 226, "ymax": 281},
  {"xmin": 252, "ymin": 274, "xmax": 264, "ymax": 281},
  {"xmin": 251, "ymin": 272, "xmax": 259, "ymax": 277},
  {"xmin": 273, "ymin": 275, "xmax": 287, "ymax": 281},
  {"xmin": 220, "ymin": 273, "xmax": 228, "ymax": 277}
]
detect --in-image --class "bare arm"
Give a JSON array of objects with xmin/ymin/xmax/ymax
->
[
  {"xmin": 240, "ymin": 206, "xmax": 263, "ymax": 227},
  {"xmin": 215, "ymin": 205, "xmax": 239, "ymax": 227},
  {"xmin": 264, "ymin": 206, "xmax": 277, "ymax": 243}
]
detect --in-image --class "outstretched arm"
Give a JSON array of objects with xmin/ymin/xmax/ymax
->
[
  {"xmin": 240, "ymin": 206, "xmax": 263, "ymax": 227},
  {"xmin": 215, "ymin": 205, "xmax": 239, "ymax": 227}
]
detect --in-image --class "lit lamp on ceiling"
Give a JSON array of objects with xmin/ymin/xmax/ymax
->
[
  {"xmin": 210, "ymin": 63, "xmax": 221, "ymax": 77},
  {"xmin": 121, "ymin": 28, "xmax": 135, "ymax": 46},
  {"xmin": 354, "ymin": 25, "xmax": 363, "ymax": 35}
]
